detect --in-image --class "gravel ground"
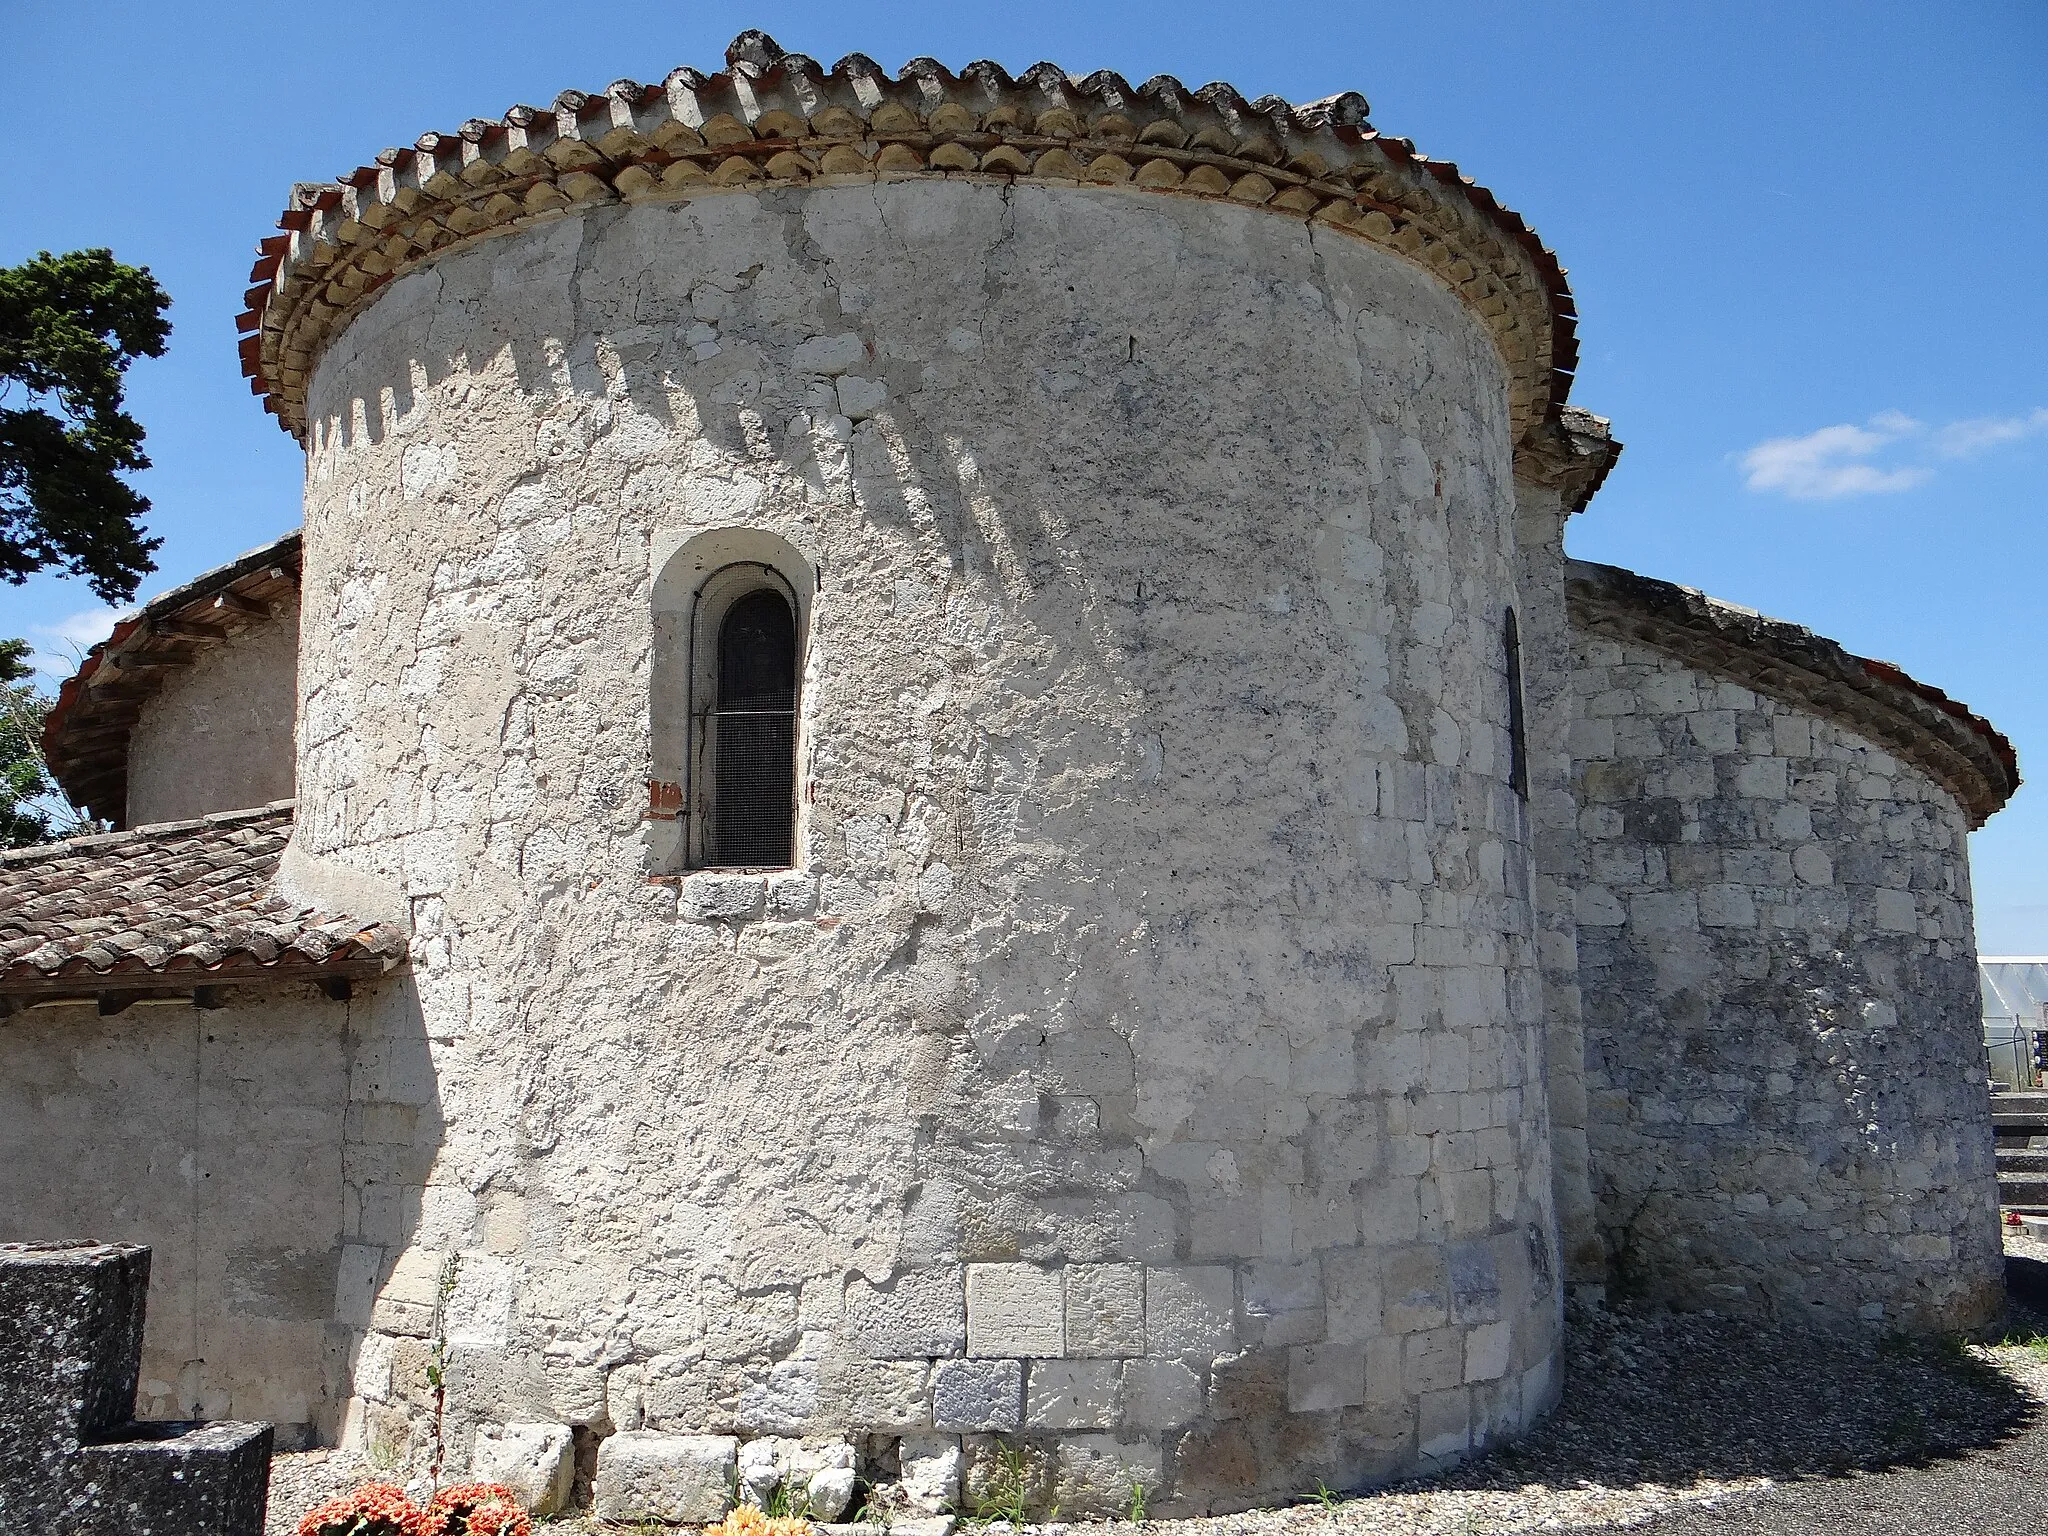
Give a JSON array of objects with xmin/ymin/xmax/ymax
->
[{"xmin": 267, "ymin": 1254, "xmax": 2048, "ymax": 1536}]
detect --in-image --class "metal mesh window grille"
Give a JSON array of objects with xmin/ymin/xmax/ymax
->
[{"xmin": 704, "ymin": 589, "xmax": 798, "ymax": 867}]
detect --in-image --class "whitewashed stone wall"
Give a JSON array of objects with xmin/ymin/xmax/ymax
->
[
  {"xmin": 1570, "ymin": 629, "xmax": 2001, "ymax": 1328},
  {"xmin": 126, "ymin": 595, "xmax": 300, "ymax": 826},
  {"xmin": 291, "ymin": 180, "xmax": 1557, "ymax": 1511},
  {"xmin": 0, "ymin": 988, "xmax": 349, "ymax": 1444}
]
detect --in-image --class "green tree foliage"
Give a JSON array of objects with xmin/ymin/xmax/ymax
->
[
  {"xmin": 1, "ymin": 248, "xmax": 171, "ymax": 605},
  {"xmin": 0, "ymin": 638, "xmax": 58, "ymax": 848}
]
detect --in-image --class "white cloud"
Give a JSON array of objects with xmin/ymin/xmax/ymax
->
[
  {"xmin": 1740, "ymin": 413, "xmax": 1929, "ymax": 500},
  {"xmin": 1936, "ymin": 406, "xmax": 2048, "ymax": 458},
  {"xmin": 29, "ymin": 606, "xmax": 128, "ymax": 680},
  {"xmin": 1741, "ymin": 404, "xmax": 2047, "ymax": 500}
]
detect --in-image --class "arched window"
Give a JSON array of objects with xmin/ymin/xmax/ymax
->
[
  {"xmin": 704, "ymin": 588, "xmax": 799, "ymax": 867},
  {"xmin": 1504, "ymin": 606, "xmax": 1529, "ymax": 801},
  {"xmin": 649, "ymin": 532, "xmax": 812, "ymax": 876}
]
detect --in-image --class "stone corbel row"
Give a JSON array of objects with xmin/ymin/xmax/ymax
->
[{"xmin": 238, "ymin": 32, "xmax": 1579, "ymax": 459}]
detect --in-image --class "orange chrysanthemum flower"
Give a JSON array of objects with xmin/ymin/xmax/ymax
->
[
  {"xmin": 295, "ymin": 1482, "xmax": 421, "ymax": 1536},
  {"xmin": 417, "ymin": 1482, "xmax": 531, "ymax": 1536}
]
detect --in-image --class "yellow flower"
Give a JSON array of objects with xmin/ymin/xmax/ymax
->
[{"xmin": 707, "ymin": 1507, "xmax": 811, "ymax": 1536}]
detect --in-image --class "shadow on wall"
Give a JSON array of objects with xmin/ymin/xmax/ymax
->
[
  {"xmin": 310, "ymin": 189, "xmax": 1506, "ymax": 683},
  {"xmin": 299, "ymin": 184, "xmax": 1547, "ymax": 1509},
  {"xmin": 325, "ymin": 970, "xmax": 449, "ymax": 1459},
  {"xmin": 0, "ymin": 976, "xmax": 444, "ymax": 1451}
]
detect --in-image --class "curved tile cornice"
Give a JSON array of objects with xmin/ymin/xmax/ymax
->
[
  {"xmin": 239, "ymin": 31, "xmax": 1580, "ymax": 469},
  {"xmin": 1569, "ymin": 559, "xmax": 2019, "ymax": 828}
]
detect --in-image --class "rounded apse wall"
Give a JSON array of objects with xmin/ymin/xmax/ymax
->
[
  {"xmin": 1569, "ymin": 623, "xmax": 2002, "ymax": 1330},
  {"xmin": 295, "ymin": 179, "xmax": 1554, "ymax": 1511}
]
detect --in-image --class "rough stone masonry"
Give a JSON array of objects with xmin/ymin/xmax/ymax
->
[{"xmin": 0, "ymin": 29, "xmax": 2020, "ymax": 1521}]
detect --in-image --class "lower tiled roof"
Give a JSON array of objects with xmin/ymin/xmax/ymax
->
[{"xmin": 0, "ymin": 802, "xmax": 406, "ymax": 998}]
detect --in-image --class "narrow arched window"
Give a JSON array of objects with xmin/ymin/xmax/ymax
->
[
  {"xmin": 1504, "ymin": 606, "xmax": 1529, "ymax": 801},
  {"xmin": 651, "ymin": 538, "xmax": 812, "ymax": 878},
  {"xmin": 703, "ymin": 587, "xmax": 799, "ymax": 867}
]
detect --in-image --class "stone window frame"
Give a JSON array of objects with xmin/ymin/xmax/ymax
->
[{"xmin": 650, "ymin": 528, "xmax": 816, "ymax": 876}]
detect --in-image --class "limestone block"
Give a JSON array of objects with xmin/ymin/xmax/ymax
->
[
  {"xmin": 739, "ymin": 1436, "xmax": 789, "ymax": 1503},
  {"xmin": 373, "ymin": 1245, "xmax": 446, "ymax": 1336},
  {"xmin": 1242, "ymin": 1259, "xmax": 1322, "ymax": 1346},
  {"xmin": 897, "ymin": 1432, "xmax": 963, "ymax": 1512},
  {"xmin": 809, "ymin": 1464, "xmax": 857, "ymax": 1519},
  {"xmin": 335, "ymin": 1245, "xmax": 387, "ymax": 1327},
  {"xmin": 822, "ymin": 1359, "xmax": 929, "ymax": 1431},
  {"xmin": 848, "ymin": 1268, "xmax": 964, "ymax": 1359},
  {"xmin": 1288, "ymin": 1341, "xmax": 1366, "ymax": 1412},
  {"xmin": 790, "ymin": 333, "xmax": 868, "ymax": 375},
  {"xmin": 1446, "ymin": 1241, "xmax": 1501, "ymax": 1323},
  {"xmin": 1873, "ymin": 887, "xmax": 1919, "ymax": 933},
  {"xmin": 352, "ymin": 1331, "xmax": 396, "ymax": 1401},
  {"xmin": 470, "ymin": 1422, "xmax": 575, "ymax": 1515},
  {"xmin": 1384, "ymin": 1247, "xmax": 1449, "ymax": 1334},
  {"xmin": 1322, "ymin": 1248, "xmax": 1382, "ymax": 1343},
  {"xmin": 1119, "ymin": 1359, "xmax": 1203, "ymax": 1429},
  {"xmin": 960, "ymin": 1435, "xmax": 1057, "ymax": 1519},
  {"xmin": 1771, "ymin": 714, "xmax": 1814, "ymax": 758},
  {"xmin": 767, "ymin": 873, "xmax": 820, "ymax": 919},
  {"xmin": 606, "ymin": 1364, "xmax": 645, "ymax": 1432},
  {"xmin": 1627, "ymin": 892, "xmax": 1697, "ymax": 932},
  {"xmin": 837, "ymin": 376, "xmax": 888, "ymax": 420},
  {"xmin": 737, "ymin": 1360, "xmax": 820, "ymax": 1432},
  {"xmin": 1364, "ymin": 1336, "xmax": 1405, "ymax": 1405},
  {"xmin": 1734, "ymin": 757, "xmax": 1788, "ymax": 800},
  {"xmin": 931, "ymin": 1358, "xmax": 1022, "ymax": 1432},
  {"xmin": 1064, "ymin": 1263, "xmax": 1144, "ymax": 1357},
  {"xmin": 1360, "ymin": 1180, "xmax": 1421, "ymax": 1244},
  {"xmin": 1417, "ymin": 1388, "xmax": 1471, "ymax": 1463},
  {"xmin": 1143, "ymin": 1267, "xmax": 1235, "ymax": 1358},
  {"xmin": 1051, "ymin": 1433, "xmax": 1164, "ymax": 1517},
  {"xmin": 593, "ymin": 1431, "xmax": 737, "ymax": 1523},
  {"xmin": 1463, "ymin": 1322, "xmax": 1511, "ymax": 1383},
  {"xmin": 444, "ymin": 1345, "xmax": 555, "ymax": 1430},
  {"xmin": 1697, "ymin": 885, "xmax": 1757, "ymax": 928},
  {"xmin": 680, "ymin": 872, "xmax": 766, "ymax": 923},
  {"xmin": 964, "ymin": 1264, "xmax": 1062, "ymax": 1357},
  {"xmin": 795, "ymin": 1440, "xmax": 857, "ymax": 1480},
  {"xmin": 1025, "ymin": 1360, "xmax": 1120, "ymax": 1430}
]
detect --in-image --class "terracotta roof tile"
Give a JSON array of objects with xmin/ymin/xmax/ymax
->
[
  {"xmin": 241, "ymin": 31, "xmax": 1580, "ymax": 463},
  {"xmin": 42, "ymin": 531, "xmax": 303, "ymax": 827},
  {"xmin": 0, "ymin": 802, "xmax": 406, "ymax": 998}
]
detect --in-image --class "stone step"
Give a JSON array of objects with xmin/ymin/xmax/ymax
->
[
  {"xmin": 1993, "ymin": 1093, "xmax": 2048, "ymax": 1109},
  {"xmin": 1992, "ymin": 1114, "xmax": 2048, "ymax": 1132},
  {"xmin": 1999, "ymin": 1171, "xmax": 2048, "ymax": 1204},
  {"xmin": 1998, "ymin": 1150, "xmax": 2048, "ymax": 1174}
]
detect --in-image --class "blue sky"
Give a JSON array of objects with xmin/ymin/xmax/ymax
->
[{"xmin": 4, "ymin": 1, "xmax": 2043, "ymax": 948}]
